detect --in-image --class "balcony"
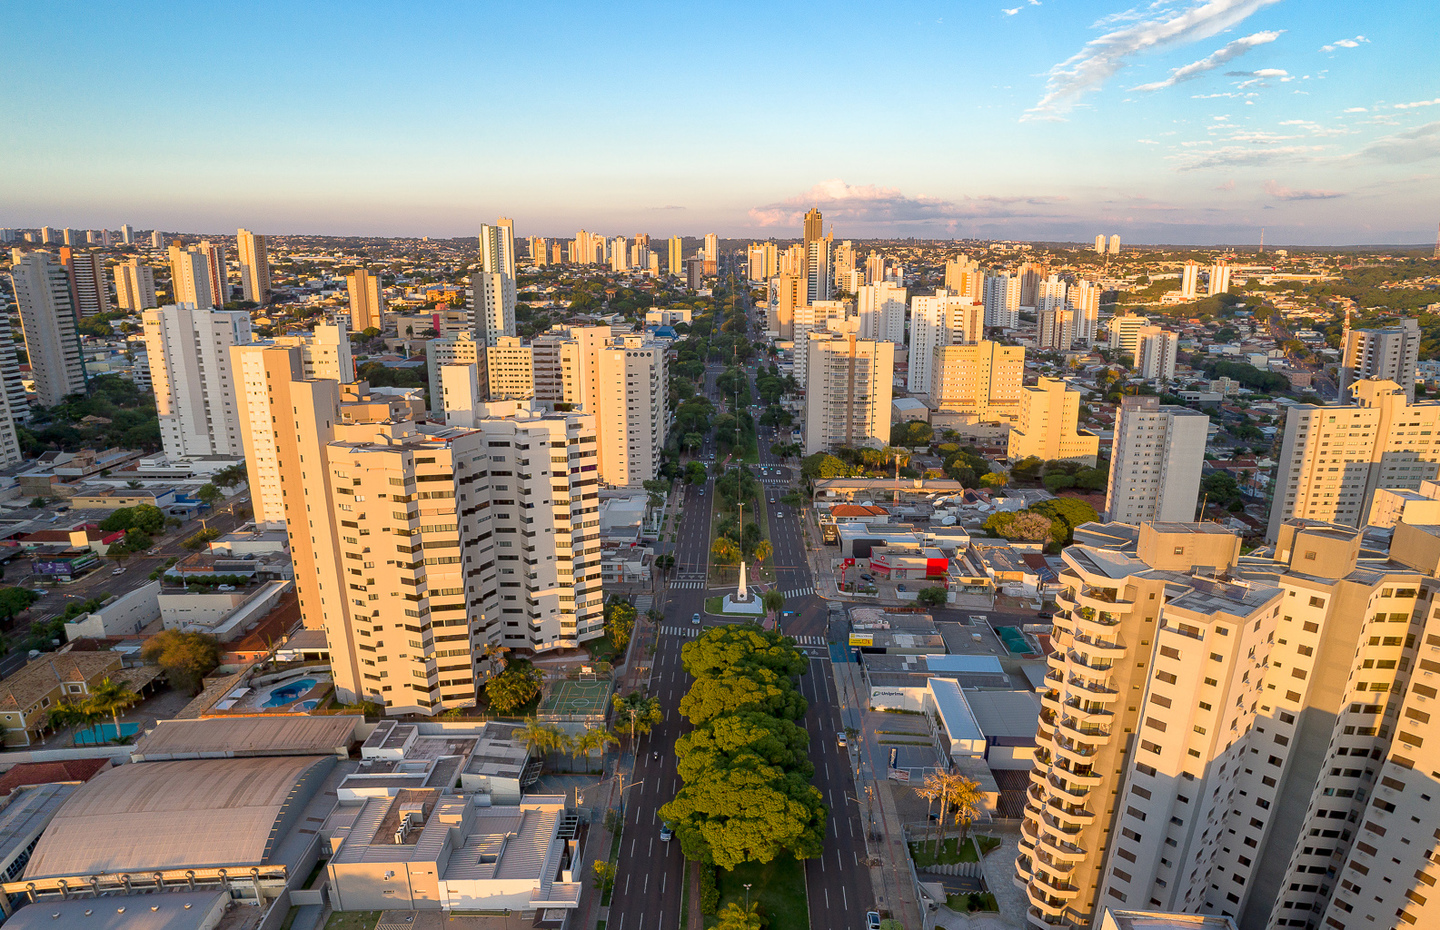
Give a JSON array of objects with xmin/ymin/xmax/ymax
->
[
  {"xmin": 1057, "ymin": 717, "xmax": 1110, "ymax": 745},
  {"xmin": 1062, "ymin": 698, "xmax": 1114, "ymax": 724},
  {"xmin": 1037, "ymin": 832, "xmax": 1088, "ymax": 863},
  {"xmin": 1065, "ymin": 649, "xmax": 1115, "ymax": 673},
  {"xmin": 1027, "ymin": 904, "xmax": 1076, "ymax": 929},
  {"xmin": 1066, "ymin": 676, "xmax": 1120, "ymax": 702},
  {"xmin": 1046, "ymin": 774, "xmax": 1091, "ymax": 807},
  {"xmin": 1081, "ymin": 585, "xmax": 1120, "ymax": 603},
  {"xmin": 1032, "ymin": 852, "xmax": 1076, "ymax": 884},
  {"xmin": 1071, "ymin": 633, "xmax": 1125, "ymax": 658}
]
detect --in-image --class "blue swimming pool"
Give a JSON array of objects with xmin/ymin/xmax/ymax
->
[
  {"xmin": 73, "ymin": 722, "xmax": 140, "ymax": 745},
  {"xmin": 263, "ymin": 678, "xmax": 317, "ymax": 707},
  {"xmin": 295, "ymin": 700, "xmax": 319, "ymax": 711}
]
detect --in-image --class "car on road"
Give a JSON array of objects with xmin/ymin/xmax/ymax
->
[
  {"xmin": 218, "ymin": 584, "xmax": 236, "ymax": 592},
  {"xmin": 775, "ymin": 511, "xmax": 782, "ymax": 518},
  {"xmin": 111, "ymin": 567, "xmax": 124, "ymax": 575},
  {"xmin": 1037, "ymin": 610, "xmax": 1054, "ymax": 620},
  {"xmin": 31, "ymin": 589, "xmax": 48, "ymax": 597},
  {"xmin": 867, "ymin": 912, "xmax": 882, "ymax": 930},
  {"xmin": 968, "ymin": 615, "xmax": 988, "ymax": 623},
  {"xmin": 896, "ymin": 583, "xmax": 907, "ymax": 592},
  {"xmin": 692, "ymin": 612, "xmax": 701, "ymax": 625},
  {"xmin": 860, "ymin": 573, "xmax": 874, "ymax": 583},
  {"xmin": 837, "ymin": 733, "xmax": 847, "ymax": 748},
  {"xmin": 769, "ymin": 497, "xmax": 775, "ymax": 503},
  {"xmin": 660, "ymin": 823, "xmax": 674, "ymax": 842}
]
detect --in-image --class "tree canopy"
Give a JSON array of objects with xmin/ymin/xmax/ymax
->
[{"xmin": 680, "ymin": 625, "xmax": 806, "ymax": 680}]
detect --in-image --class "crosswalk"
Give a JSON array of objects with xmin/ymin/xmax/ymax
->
[
  {"xmin": 780, "ymin": 586, "xmax": 815, "ymax": 598},
  {"xmin": 660, "ymin": 626, "xmax": 701, "ymax": 638},
  {"xmin": 788, "ymin": 635, "xmax": 827, "ymax": 646},
  {"xmin": 670, "ymin": 580, "xmax": 707, "ymax": 590}
]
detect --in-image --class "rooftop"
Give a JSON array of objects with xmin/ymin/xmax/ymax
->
[
  {"xmin": 2, "ymin": 890, "xmax": 230, "ymax": 930},
  {"xmin": 0, "ymin": 651, "xmax": 123, "ymax": 716},
  {"xmin": 132, "ymin": 714, "xmax": 360, "ymax": 760}
]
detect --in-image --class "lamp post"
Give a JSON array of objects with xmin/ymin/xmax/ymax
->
[{"xmin": 743, "ymin": 882, "xmax": 752, "ymax": 910}]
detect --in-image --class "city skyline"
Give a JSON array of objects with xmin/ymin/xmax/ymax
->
[{"xmin": 1, "ymin": 1, "xmax": 1436, "ymax": 245}]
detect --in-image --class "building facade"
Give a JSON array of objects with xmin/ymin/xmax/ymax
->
[
  {"xmin": 1007, "ymin": 377, "xmax": 1099, "ymax": 466},
  {"xmin": 1104, "ymin": 395, "xmax": 1209, "ymax": 525},
  {"xmin": 8, "ymin": 250, "xmax": 87, "ymax": 406},
  {"xmin": 236, "ymin": 229, "xmax": 271, "ymax": 305},
  {"xmin": 804, "ymin": 332, "xmax": 895, "ymax": 455},
  {"xmin": 144, "ymin": 303, "xmax": 252, "ymax": 459}
]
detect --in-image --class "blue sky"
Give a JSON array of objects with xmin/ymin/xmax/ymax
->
[{"xmin": 1, "ymin": 0, "xmax": 1436, "ymax": 245}]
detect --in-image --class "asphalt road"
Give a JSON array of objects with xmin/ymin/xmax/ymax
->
[{"xmin": 610, "ymin": 361, "xmax": 874, "ymax": 929}]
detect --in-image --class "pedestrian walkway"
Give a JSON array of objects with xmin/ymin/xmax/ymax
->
[
  {"xmin": 781, "ymin": 585, "xmax": 815, "ymax": 597},
  {"xmin": 660, "ymin": 625, "xmax": 702, "ymax": 638},
  {"xmin": 786, "ymin": 634, "xmax": 827, "ymax": 646},
  {"xmin": 670, "ymin": 579, "xmax": 708, "ymax": 589}
]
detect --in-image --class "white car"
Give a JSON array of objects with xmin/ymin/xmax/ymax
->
[
  {"xmin": 217, "ymin": 584, "xmax": 236, "ymax": 592},
  {"xmin": 111, "ymin": 567, "xmax": 124, "ymax": 575}
]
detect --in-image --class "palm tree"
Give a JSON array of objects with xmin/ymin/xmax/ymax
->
[
  {"xmin": 87, "ymin": 677, "xmax": 140, "ymax": 739},
  {"xmin": 919, "ymin": 770, "xmax": 984, "ymax": 857},
  {"xmin": 514, "ymin": 718, "xmax": 564, "ymax": 770},
  {"xmin": 943, "ymin": 774, "xmax": 985, "ymax": 850},
  {"xmin": 752, "ymin": 540, "xmax": 773, "ymax": 566},
  {"xmin": 573, "ymin": 727, "xmax": 618, "ymax": 773},
  {"xmin": 46, "ymin": 702, "xmax": 103, "ymax": 746}
]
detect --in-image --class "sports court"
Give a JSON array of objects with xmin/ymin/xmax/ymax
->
[{"xmin": 538, "ymin": 678, "xmax": 613, "ymax": 717}]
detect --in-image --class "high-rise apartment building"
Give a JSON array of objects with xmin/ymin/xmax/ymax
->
[
  {"xmin": 474, "ymin": 220, "xmax": 517, "ymax": 346},
  {"xmin": 1339, "ymin": 317, "xmax": 1421, "ymax": 402},
  {"xmin": 806, "ymin": 238, "xmax": 832, "ymax": 304},
  {"xmin": 1037, "ymin": 306, "xmax": 1074, "ymax": 351},
  {"xmin": 945, "ymin": 254, "xmax": 980, "ymax": 293},
  {"xmin": 62, "ymin": 228, "xmax": 80, "ymax": 248},
  {"xmin": 528, "ymin": 236, "xmax": 547, "ymax": 267},
  {"xmin": 1135, "ymin": 326, "xmax": 1179, "ymax": 382},
  {"xmin": 1108, "ymin": 234, "xmax": 1121, "ymax": 255},
  {"xmin": 983, "ymin": 273, "xmax": 1021, "ymax": 329},
  {"xmin": 144, "ymin": 303, "xmax": 252, "ymax": 459},
  {"xmin": 0, "ymin": 303, "xmax": 31, "ymax": 429},
  {"xmin": 747, "ymin": 242, "xmax": 778, "ymax": 282},
  {"xmin": 865, "ymin": 250, "xmax": 885, "ymax": 285},
  {"xmin": 591, "ymin": 336, "xmax": 669, "ymax": 486},
  {"xmin": 1017, "ymin": 522, "xmax": 1261, "ymax": 930},
  {"xmin": 120, "ymin": 224, "xmax": 134, "ymax": 245},
  {"xmin": 1208, "ymin": 260, "xmax": 1230, "ymax": 296},
  {"xmin": 1108, "ymin": 313, "xmax": 1149, "ymax": 359},
  {"xmin": 59, "ymin": 248, "xmax": 111, "ymax": 317},
  {"xmin": 1068, "ymin": 281, "xmax": 1101, "ymax": 345},
  {"xmin": 168, "ymin": 244, "xmax": 215, "ymax": 310},
  {"xmin": 1267, "ymin": 378, "xmax": 1440, "ymax": 538},
  {"xmin": 426, "ymin": 331, "xmax": 484, "ymax": 418},
  {"xmin": 8, "ymin": 250, "xmax": 87, "ymax": 405},
  {"xmin": 668, "ymin": 236, "xmax": 683, "ymax": 276},
  {"xmin": 611, "ymin": 235, "xmax": 629, "ymax": 272},
  {"xmin": 198, "ymin": 240, "xmax": 229, "ymax": 306},
  {"xmin": 532, "ymin": 325, "xmax": 606, "ymax": 410},
  {"xmin": 113, "ymin": 259, "xmax": 157, "ymax": 311},
  {"xmin": 345, "ymin": 268, "xmax": 386, "ymax": 333},
  {"xmin": 703, "ymin": 232, "xmax": 718, "ymax": 265},
  {"xmin": 1180, "ymin": 260, "xmax": 1200, "ymax": 300},
  {"xmin": 792, "ymin": 300, "xmax": 850, "ymax": 387},
  {"xmin": 236, "ymin": 228, "xmax": 271, "ymax": 305},
  {"xmin": 803, "ymin": 208, "xmax": 823, "ymax": 245},
  {"xmin": 803, "ymin": 332, "xmax": 894, "ymax": 455},
  {"xmin": 857, "ymin": 282, "xmax": 907, "ymax": 343},
  {"xmin": 908, "ymin": 291, "xmax": 987, "ymax": 394},
  {"xmin": 1104, "ymin": 395, "xmax": 1209, "ymax": 524},
  {"xmin": 1094, "ymin": 234, "xmax": 1106, "ymax": 253},
  {"xmin": 149, "ymin": 230, "xmax": 163, "ymax": 249},
  {"xmin": 485, "ymin": 336, "xmax": 534, "ymax": 399},
  {"xmin": 1007, "ymin": 377, "xmax": 1099, "ymax": 465},
  {"xmin": 769, "ymin": 273, "xmax": 805, "ymax": 340},
  {"xmin": 929, "ymin": 340, "xmax": 1026, "ymax": 422}
]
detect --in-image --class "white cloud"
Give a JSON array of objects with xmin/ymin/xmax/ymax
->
[
  {"xmin": 1002, "ymin": 6, "xmax": 1021, "ymax": 14},
  {"xmin": 1394, "ymin": 98, "xmax": 1440, "ymax": 110},
  {"xmin": 1320, "ymin": 35, "xmax": 1368, "ymax": 53},
  {"xmin": 1216, "ymin": 179, "xmax": 1236, "ymax": 190},
  {"xmin": 747, "ymin": 180, "xmax": 1069, "ymax": 229},
  {"xmin": 1138, "ymin": 138, "xmax": 1162, "ymax": 144},
  {"xmin": 1357, "ymin": 122, "xmax": 1440, "ymax": 164},
  {"xmin": 1025, "ymin": 0, "xmax": 1283, "ymax": 120},
  {"xmin": 1343, "ymin": 107, "xmax": 1368, "ymax": 113},
  {"xmin": 1130, "ymin": 30, "xmax": 1282, "ymax": 91},
  {"xmin": 1264, "ymin": 179, "xmax": 1344, "ymax": 200},
  {"xmin": 1172, "ymin": 144, "xmax": 1324, "ymax": 170}
]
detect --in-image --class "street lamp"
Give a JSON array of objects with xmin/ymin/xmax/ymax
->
[{"xmin": 743, "ymin": 882, "xmax": 752, "ymax": 910}]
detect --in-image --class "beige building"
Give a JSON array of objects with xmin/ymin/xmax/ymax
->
[
  {"xmin": 167, "ymin": 244, "xmax": 215, "ymax": 310},
  {"xmin": 144, "ymin": 303, "xmax": 252, "ymax": 459},
  {"xmin": 1267, "ymin": 378, "xmax": 1440, "ymax": 539},
  {"xmin": 1107, "ymin": 313, "xmax": 1149, "ymax": 359},
  {"xmin": 8, "ymin": 250, "xmax": 87, "ymax": 406},
  {"xmin": 426, "ymin": 331, "xmax": 484, "ymax": 417},
  {"xmin": 1007, "ymin": 377, "xmax": 1099, "ymax": 465},
  {"xmin": 792, "ymin": 299, "xmax": 850, "ymax": 386},
  {"xmin": 0, "ymin": 652, "xmax": 125, "ymax": 747},
  {"xmin": 1017, "ymin": 522, "xmax": 1252, "ymax": 929},
  {"xmin": 59, "ymin": 247, "xmax": 111, "ymax": 317},
  {"xmin": 231, "ymin": 324, "xmax": 353, "ymax": 525},
  {"xmin": 485, "ymin": 336, "xmax": 534, "ymax": 400},
  {"xmin": 1105, "ymin": 395, "xmax": 1209, "ymax": 525},
  {"xmin": 1135, "ymin": 326, "xmax": 1178, "ymax": 382},
  {"xmin": 929, "ymin": 339, "xmax": 1025, "ymax": 422},
  {"xmin": 591, "ymin": 335, "xmax": 668, "ymax": 487},
  {"xmin": 113, "ymin": 258, "xmax": 156, "ymax": 311},
  {"xmin": 345, "ymin": 268, "xmax": 386, "ymax": 333},
  {"xmin": 1037, "ymin": 306, "xmax": 1074, "ymax": 351},
  {"xmin": 769, "ymin": 272, "xmax": 806, "ymax": 339},
  {"xmin": 1338, "ymin": 317, "xmax": 1421, "ymax": 402},
  {"xmin": 803, "ymin": 332, "xmax": 894, "ymax": 455},
  {"xmin": 236, "ymin": 228, "xmax": 271, "ymax": 305}
]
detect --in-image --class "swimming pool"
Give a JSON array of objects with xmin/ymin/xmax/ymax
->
[
  {"xmin": 262, "ymin": 678, "xmax": 317, "ymax": 707},
  {"xmin": 73, "ymin": 722, "xmax": 140, "ymax": 745},
  {"xmin": 295, "ymin": 700, "xmax": 319, "ymax": 711}
]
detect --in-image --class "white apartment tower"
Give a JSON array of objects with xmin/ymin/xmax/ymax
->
[
  {"xmin": 1094, "ymin": 234, "xmax": 1106, "ymax": 253},
  {"xmin": 231, "ymin": 324, "xmax": 353, "ymax": 525},
  {"xmin": 1108, "ymin": 234, "xmax": 1121, "ymax": 255},
  {"xmin": 426, "ymin": 331, "xmax": 484, "ymax": 417},
  {"xmin": 1069, "ymin": 281, "xmax": 1101, "ymax": 345},
  {"xmin": 929, "ymin": 340, "xmax": 1026, "ymax": 422},
  {"xmin": 485, "ymin": 336, "xmax": 535, "ymax": 399},
  {"xmin": 1108, "ymin": 313, "xmax": 1149, "ymax": 360},
  {"xmin": 592, "ymin": 336, "xmax": 668, "ymax": 486},
  {"xmin": 1208, "ymin": 260, "xmax": 1231, "ymax": 296},
  {"xmin": 1007, "ymin": 377, "xmax": 1099, "ymax": 466},
  {"xmin": 857, "ymin": 282, "xmax": 908, "ymax": 343},
  {"xmin": 236, "ymin": 228, "xmax": 271, "ymax": 304},
  {"xmin": 983, "ymin": 273, "xmax": 1021, "ymax": 329},
  {"xmin": 1267, "ymin": 378, "xmax": 1440, "ymax": 539},
  {"xmin": 167, "ymin": 245, "xmax": 216, "ymax": 310},
  {"xmin": 1038, "ymin": 306, "xmax": 1074, "ymax": 351},
  {"xmin": 1105, "ymin": 395, "xmax": 1210, "ymax": 524},
  {"xmin": 1180, "ymin": 261, "xmax": 1200, "ymax": 300},
  {"xmin": 1135, "ymin": 326, "xmax": 1179, "ymax": 382},
  {"xmin": 144, "ymin": 303, "xmax": 253, "ymax": 458},
  {"xmin": 803, "ymin": 332, "xmax": 895, "ymax": 455},
  {"xmin": 907, "ymin": 290, "xmax": 985, "ymax": 393},
  {"xmin": 113, "ymin": 259, "xmax": 157, "ymax": 311},
  {"xmin": 8, "ymin": 250, "xmax": 88, "ymax": 406},
  {"xmin": 1339, "ymin": 318, "xmax": 1421, "ymax": 402}
]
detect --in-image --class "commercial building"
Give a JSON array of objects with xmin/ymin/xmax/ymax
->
[
  {"xmin": 1007, "ymin": 377, "xmax": 1099, "ymax": 466},
  {"xmin": 58, "ymin": 247, "xmax": 110, "ymax": 317},
  {"xmin": 1339, "ymin": 317, "xmax": 1421, "ymax": 402},
  {"xmin": 231, "ymin": 324, "xmax": 354, "ymax": 525},
  {"xmin": 1267, "ymin": 378, "xmax": 1440, "ymax": 539},
  {"xmin": 1104, "ymin": 395, "xmax": 1209, "ymax": 525},
  {"xmin": 804, "ymin": 332, "xmax": 895, "ymax": 455},
  {"xmin": 346, "ymin": 267, "xmax": 386, "ymax": 332},
  {"xmin": 236, "ymin": 228, "xmax": 271, "ymax": 304},
  {"xmin": 112, "ymin": 258, "xmax": 156, "ymax": 311},
  {"xmin": 1135, "ymin": 326, "xmax": 1179, "ymax": 382},
  {"xmin": 929, "ymin": 340, "xmax": 1026, "ymax": 422},
  {"xmin": 144, "ymin": 303, "xmax": 252, "ymax": 459},
  {"xmin": 8, "ymin": 250, "xmax": 88, "ymax": 405},
  {"xmin": 769, "ymin": 272, "xmax": 805, "ymax": 339}
]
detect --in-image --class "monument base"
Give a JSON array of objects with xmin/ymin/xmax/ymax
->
[{"xmin": 720, "ymin": 594, "xmax": 765, "ymax": 615}]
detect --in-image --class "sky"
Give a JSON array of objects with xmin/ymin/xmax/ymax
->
[{"xmin": 1, "ymin": 0, "xmax": 1437, "ymax": 246}]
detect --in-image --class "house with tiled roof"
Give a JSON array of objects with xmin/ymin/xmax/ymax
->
[
  {"xmin": 0, "ymin": 652, "xmax": 123, "ymax": 747},
  {"xmin": 0, "ymin": 758, "xmax": 111, "ymax": 797}
]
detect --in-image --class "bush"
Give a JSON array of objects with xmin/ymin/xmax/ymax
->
[{"xmin": 700, "ymin": 864, "xmax": 720, "ymax": 915}]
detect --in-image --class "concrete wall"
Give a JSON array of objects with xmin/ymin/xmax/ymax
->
[
  {"xmin": 64, "ymin": 581, "xmax": 161, "ymax": 641},
  {"xmin": 328, "ymin": 860, "xmax": 444, "ymax": 911},
  {"xmin": 158, "ymin": 590, "xmax": 250, "ymax": 628}
]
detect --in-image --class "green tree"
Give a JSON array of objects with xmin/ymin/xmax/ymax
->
[
  {"xmin": 514, "ymin": 717, "xmax": 566, "ymax": 767},
  {"xmin": 1010, "ymin": 456, "xmax": 1045, "ymax": 482},
  {"xmin": 679, "ymin": 668, "xmax": 807, "ymax": 724},
  {"xmin": 47, "ymin": 701, "xmax": 104, "ymax": 746},
  {"xmin": 0, "ymin": 587, "xmax": 39, "ymax": 621},
  {"xmin": 593, "ymin": 860, "xmax": 617, "ymax": 894},
  {"xmin": 612, "ymin": 691, "xmax": 664, "ymax": 742},
  {"xmin": 711, "ymin": 536, "xmax": 740, "ymax": 564},
  {"xmin": 761, "ymin": 590, "xmax": 785, "ymax": 616},
  {"xmin": 916, "ymin": 586, "xmax": 948, "ymax": 607},
  {"xmin": 572, "ymin": 726, "xmax": 618, "ymax": 771},
  {"xmin": 86, "ymin": 676, "xmax": 140, "ymax": 737},
  {"xmin": 714, "ymin": 901, "xmax": 763, "ymax": 930},
  {"xmin": 676, "ymin": 711, "xmax": 813, "ymax": 779},
  {"xmin": 605, "ymin": 599, "xmax": 637, "ymax": 652},
  {"xmin": 140, "ymin": 630, "xmax": 222, "ymax": 694},
  {"xmin": 1031, "ymin": 497, "xmax": 1099, "ymax": 545},
  {"xmin": 680, "ymin": 624, "xmax": 807, "ymax": 680},
  {"xmin": 197, "ymin": 483, "xmax": 223, "ymax": 507},
  {"xmin": 485, "ymin": 660, "xmax": 544, "ymax": 714},
  {"xmin": 659, "ymin": 754, "xmax": 826, "ymax": 868}
]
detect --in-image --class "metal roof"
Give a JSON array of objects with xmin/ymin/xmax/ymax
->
[
  {"xmin": 131, "ymin": 714, "xmax": 360, "ymax": 760},
  {"xmin": 928, "ymin": 679, "xmax": 983, "ymax": 744},
  {"xmin": 924, "ymin": 654, "xmax": 1005, "ymax": 675},
  {"xmin": 24, "ymin": 755, "xmax": 328, "ymax": 878},
  {"xmin": 3, "ymin": 890, "xmax": 229, "ymax": 930}
]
